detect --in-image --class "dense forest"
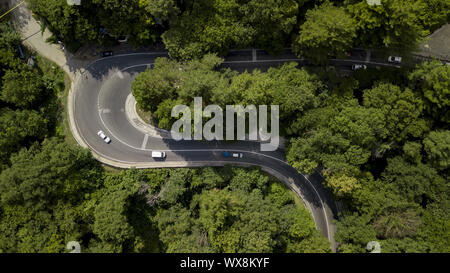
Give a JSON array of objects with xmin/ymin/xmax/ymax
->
[
  {"xmin": 27, "ymin": 0, "xmax": 450, "ymax": 60},
  {"xmin": 132, "ymin": 54, "xmax": 449, "ymax": 252},
  {"xmin": 0, "ymin": 20, "xmax": 328, "ymax": 253},
  {"xmin": 1, "ymin": 0, "xmax": 449, "ymax": 253}
]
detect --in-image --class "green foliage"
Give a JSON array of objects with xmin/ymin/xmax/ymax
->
[
  {"xmin": 372, "ymin": 208, "xmax": 421, "ymax": 239},
  {"xmin": 381, "ymin": 156, "xmax": 446, "ymax": 204},
  {"xmin": 335, "ymin": 213, "xmax": 377, "ymax": 253},
  {"xmin": 133, "ymin": 56, "xmax": 324, "ymax": 132},
  {"xmin": 93, "ymin": 190, "xmax": 135, "ymax": 252},
  {"xmin": 0, "ymin": 138, "xmax": 102, "ymax": 253},
  {"xmin": 152, "ymin": 167, "xmax": 329, "ymax": 253},
  {"xmin": 0, "ymin": 22, "xmax": 21, "ymax": 52},
  {"xmin": 345, "ymin": 0, "xmax": 429, "ymax": 50},
  {"xmin": 1, "ymin": 68, "xmax": 46, "ymax": 108},
  {"xmin": 362, "ymin": 82, "xmax": 428, "ymax": 142},
  {"xmin": 403, "ymin": 141, "xmax": 422, "ymax": 164},
  {"xmin": 27, "ymin": 0, "xmax": 158, "ymax": 50},
  {"xmin": 409, "ymin": 60, "xmax": 450, "ymax": 124},
  {"xmin": 162, "ymin": 0, "xmax": 300, "ymax": 59},
  {"xmin": 159, "ymin": 168, "xmax": 191, "ymax": 205},
  {"xmin": 0, "ymin": 109, "xmax": 48, "ymax": 163},
  {"xmin": 24, "ymin": 0, "xmax": 449, "ymax": 59},
  {"xmin": 293, "ymin": 2, "xmax": 357, "ymax": 63},
  {"xmin": 423, "ymin": 130, "xmax": 450, "ymax": 171},
  {"xmin": 0, "ymin": 138, "xmax": 98, "ymax": 209}
]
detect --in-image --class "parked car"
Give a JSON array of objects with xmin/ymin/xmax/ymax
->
[
  {"xmin": 100, "ymin": 51, "xmax": 113, "ymax": 57},
  {"xmin": 152, "ymin": 151, "xmax": 166, "ymax": 159},
  {"xmin": 223, "ymin": 152, "xmax": 231, "ymax": 157},
  {"xmin": 352, "ymin": 64, "xmax": 367, "ymax": 70},
  {"xmin": 97, "ymin": 130, "xmax": 111, "ymax": 143},
  {"xmin": 388, "ymin": 56, "xmax": 402, "ymax": 63}
]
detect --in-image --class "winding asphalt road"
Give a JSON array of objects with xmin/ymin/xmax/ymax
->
[{"xmin": 71, "ymin": 49, "xmax": 402, "ymax": 251}]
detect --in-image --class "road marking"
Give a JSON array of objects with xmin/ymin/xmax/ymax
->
[
  {"xmin": 366, "ymin": 49, "xmax": 371, "ymax": 62},
  {"xmin": 82, "ymin": 52, "xmax": 169, "ymax": 72},
  {"xmin": 141, "ymin": 134, "xmax": 149, "ymax": 149}
]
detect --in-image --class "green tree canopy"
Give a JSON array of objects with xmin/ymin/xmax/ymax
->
[{"xmin": 293, "ymin": 2, "xmax": 357, "ymax": 64}]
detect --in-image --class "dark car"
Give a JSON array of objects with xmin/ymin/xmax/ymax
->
[
  {"xmin": 223, "ymin": 152, "xmax": 230, "ymax": 157},
  {"xmin": 100, "ymin": 51, "xmax": 113, "ymax": 57}
]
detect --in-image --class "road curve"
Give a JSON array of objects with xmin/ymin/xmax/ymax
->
[{"xmin": 70, "ymin": 50, "xmax": 385, "ymax": 251}]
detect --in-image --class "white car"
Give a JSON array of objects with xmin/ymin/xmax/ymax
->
[
  {"xmin": 232, "ymin": 153, "xmax": 243, "ymax": 158},
  {"xmin": 352, "ymin": 64, "xmax": 367, "ymax": 70},
  {"xmin": 97, "ymin": 130, "xmax": 111, "ymax": 143},
  {"xmin": 152, "ymin": 151, "xmax": 166, "ymax": 159},
  {"xmin": 388, "ymin": 56, "xmax": 402, "ymax": 63}
]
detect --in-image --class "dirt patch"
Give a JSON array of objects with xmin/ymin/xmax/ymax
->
[{"xmin": 136, "ymin": 104, "xmax": 157, "ymax": 127}]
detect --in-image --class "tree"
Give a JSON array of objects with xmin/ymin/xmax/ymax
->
[
  {"xmin": 381, "ymin": 156, "xmax": 446, "ymax": 205},
  {"xmin": 1, "ymin": 68, "xmax": 46, "ymax": 108},
  {"xmin": 161, "ymin": 0, "xmax": 300, "ymax": 60},
  {"xmin": 266, "ymin": 182, "xmax": 295, "ymax": 208},
  {"xmin": 409, "ymin": 60, "xmax": 450, "ymax": 124},
  {"xmin": 335, "ymin": 213, "xmax": 377, "ymax": 252},
  {"xmin": 403, "ymin": 141, "xmax": 423, "ymax": 164},
  {"xmin": 0, "ymin": 138, "xmax": 98, "ymax": 209},
  {"xmin": 423, "ymin": 130, "xmax": 450, "ymax": 171},
  {"xmin": 93, "ymin": 190, "xmax": 135, "ymax": 252},
  {"xmin": 324, "ymin": 173, "xmax": 361, "ymax": 199},
  {"xmin": 415, "ymin": 0, "xmax": 450, "ymax": 33},
  {"xmin": 27, "ymin": 0, "xmax": 158, "ymax": 50},
  {"xmin": 286, "ymin": 232, "xmax": 331, "ymax": 253},
  {"xmin": 372, "ymin": 208, "xmax": 421, "ymax": 239},
  {"xmin": 345, "ymin": 0, "xmax": 428, "ymax": 51},
  {"xmin": 228, "ymin": 167, "xmax": 269, "ymax": 193},
  {"xmin": 145, "ymin": 0, "xmax": 180, "ymax": 21},
  {"xmin": 267, "ymin": 63, "xmax": 324, "ymax": 123},
  {"xmin": 190, "ymin": 167, "xmax": 225, "ymax": 190},
  {"xmin": 155, "ymin": 205, "xmax": 200, "ymax": 252},
  {"xmin": 27, "ymin": 0, "xmax": 98, "ymax": 50},
  {"xmin": 0, "ymin": 22, "xmax": 21, "ymax": 52},
  {"xmin": 132, "ymin": 55, "xmax": 224, "ymax": 113},
  {"xmin": 417, "ymin": 200, "xmax": 450, "ymax": 253},
  {"xmin": 0, "ymin": 109, "xmax": 48, "ymax": 163},
  {"xmin": 159, "ymin": 169, "xmax": 192, "ymax": 205},
  {"xmin": 292, "ymin": 3, "xmax": 357, "ymax": 64},
  {"xmin": 363, "ymin": 82, "xmax": 428, "ymax": 142}
]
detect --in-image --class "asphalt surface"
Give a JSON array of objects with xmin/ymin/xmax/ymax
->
[{"xmin": 73, "ymin": 49, "xmax": 400, "ymax": 250}]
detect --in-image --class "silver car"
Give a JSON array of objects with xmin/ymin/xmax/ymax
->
[
  {"xmin": 232, "ymin": 153, "xmax": 243, "ymax": 158},
  {"xmin": 388, "ymin": 56, "xmax": 402, "ymax": 63},
  {"xmin": 352, "ymin": 64, "xmax": 367, "ymax": 70}
]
